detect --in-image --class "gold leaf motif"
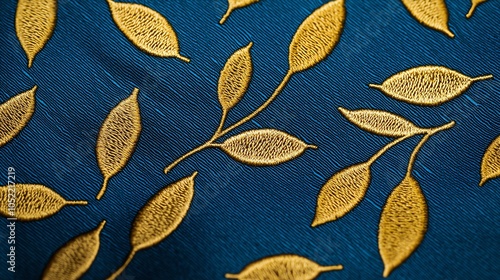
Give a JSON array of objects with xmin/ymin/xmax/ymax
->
[
  {"xmin": 466, "ymin": 0, "xmax": 488, "ymax": 18},
  {"xmin": 107, "ymin": 172, "xmax": 197, "ymax": 280},
  {"xmin": 15, "ymin": 0, "xmax": 57, "ymax": 67},
  {"xmin": 369, "ymin": 66, "xmax": 493, "ymax": 106},
  {"xmin": 338, "ymin": 107, "xmax": 426, "ymax": 137},
  {"xmin": 379, "ymin": 176, "xmax": 427, "ymax": 277},
  {"xmin": 0, "ymin": 184, "xmax": 87, "ymax": 221},
  {"xmin": 400, "ymin": 0, "xmax": 454, "ymax": 37},
  {"xmin": 225, "ymin": 254, "xmax": 343, "ymax": 280},
  {"xmin": 288, "ymin": 0, "xmax": 345, "ymax": 74},
  {"xmin": 480, "ymin": 135, "xmax": 500, "ymax": 186},
  {"xmin": 220, "ymin": 0, "xmax": 260, "ymax": 24},
  {"xmin": 96, "ymin": 88, "xmax": 141, "ymax": 200},
  {"xmin": 0, "ymin": 86, "xmax": 36, "ymax": 148},
  {"xmin": 313, "ymin": 162, "xmax": 371, "ymax": 227},
  {"xmin": 218, "ymin": 129, "xmax": 317, "ymax": 166},
  {"xmin": 107, "ymin": 0, "xmax": 190, "ymax": 62},
  {"xmin": 42, "ymin": 221, "xmax": 106, "ymax": 280},
  {"xmin": 218, "ymin": 42, "xmax": 253, "ymax": 112}
]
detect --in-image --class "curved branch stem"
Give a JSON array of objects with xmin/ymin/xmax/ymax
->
[
  {"xmin": 406, "ymin": 121, "xmax": 455, "ymax": 177},
  {"xmin": 367, "ymin": 134, "xmax": 413, "ymax": 165},
  {"xmin": 164, "ymin": 71, "xmax": 294, "ymax": 174}
]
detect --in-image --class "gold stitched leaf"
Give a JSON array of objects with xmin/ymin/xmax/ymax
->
[
  {"xmin": 338, "ymin": 107, "xmax": 426, "ymax": 137},
  {"xmin": 218, "ymin": 43, "xmax": 253, "ymax": 112},
  {"xmin": 42, "ymin": 221, "xmax": 106, "ymax": 280},
  {"xmin": 466, "ymin": 0, "xmax": 489, "ymax": 18},
  {"xmin": 0, "ymin": 184, "xmax": 87, "ymax": 221},
  {"xmin": 219, "ymin": 129, "xmax": 317, "ymax": 166},
  {"xmin": 107, "ymin": 0, "xmax": 189, "ymax": 62},
  {"xmin": 288, "ymin": 0, "xmax": 345, "ymax": 74},
  {"xmin": 379, "ymin": 176, "xmax": 428, "ymax": 277},
  {"xmin": 225, "ymin": 254, "xmax": 343, "ymax": 280},
  {"xmin": 220, "ymin": 0, "xmax": 260, "ymax": 24},
  {"xmin": 0, "ymin": 86, "xmax": 36, "ymax": 147},
  {"xmin": 107, "ymin": 172, "xmax": 197, "ymax": 280},
  {"xmin": 400, "ymin": 0, "xmax": 454, "ymax": 37},
  {"xmin": 313, "ymin": 162, "xmax": 371, "ymax": 227},
  {"xmin": 96, "ymin": 88, "xmax": 141, "ymax": 200},
  {"xmin": 16, "ymin": 0, "xmax": 57, "ymax": 67},
  {"xmin": 480, "ymin": 135, "xmax": 500, "ymax": 186},
  {"xmin": 369, "ymin": 66, "xmax": 493, "ymax": 106}
]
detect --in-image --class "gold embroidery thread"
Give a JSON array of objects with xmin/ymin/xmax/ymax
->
[
  {"xmin": 400, "ymin": 0, "xmax": 454, "ymax": 37},
  {"xmin": 369, "ymin": 66, "xmax": 493, "ymax": 106},
  {"xmin": 164, "ymin": 0, "xmax": 345, "ymax": 174},
  {"xmin": 480, "ymin": 135, "xmax": 500, "ymax": 186},
  {"xmin": 0, "ymin": 184, "xmax": 87, "ymax": 221},
  {"xmin": 0, "ymin": 86, "xmax": 36, "ymax": 148},
  {"xmin": 42, "ymin": 221, "xmax": 106, "ymax": 280},
  {"xmin": 466, "ymin": 0, "xmax": 489, "ymax": 18},
  {"xmin": 96, "ymin": 88, "xmax": 141, "ymax": 200},
  {"xmin": 15, "ymin": 0, "xmax": 57, "ymax": 67},
  {"xmin": 226, "ymin": 254, "xmax": 343, "ymax": 280},
  {"xmin": 107, "ymin": 0, "xmax": 190, "ymax": 62},
  {"xmin": 107, "ymin": 172, "xmax": 197, "ymax": 280},
  {"xmin": 220, "ymin": 0, "xmax": 260, "ymax": 24}
]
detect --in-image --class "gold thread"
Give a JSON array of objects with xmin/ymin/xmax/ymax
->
[
  {"xmin": 0, "ymin": 184, "xmax": 87, "ymax": 221},
  {"xmin": 42, "ymin": 221, "xmax": 106, "ymax": 280},
  {"xmin": 369, "ymin": 66, "xmax": 493, "ymax": 106},
  {"xmin": 338, "ymin": 107, "xmax": 427, "ymax": 137},
  {"xmin": 378, "ymin": 175, "xmax": 427, "ymax": 278},
  {"xmin": 480, "ymin": 135, "xmax": 500, "ymax": 186},
  {"xmin": 165, "ymin": 1, "xmax": 345, "ymax": 173},
  {"xmin": 288, "ymin": 0, "xmax": 345, "ymax": 73},
  {"xmin": 0, "ymin": 86, "xmax": 36, "ymax": 147},
  {"xmin": 96, "ymin": 88, "xmax": 141, "ymax": 200},
  {"xmin": 466, "ymin": 0, "xmax": 489, "ymax": 18},
  {"xmin": 400, "ymin": 0, "xmax": 454, "ymax": 37},
  {"xmin": 107, "ymin": 0, "xmax": 189, "ymax": 62},
  {"xmin": 107, "ymin": 172, "xmax": 197, "ymax": 280},
  {"xmin": 218, "ymin": 129, "xmax": 317, "ymax": 166},
  {"xmin": 225, "ymin": 254, "xmax": 342, "ymax": 279},
  {"xmin": 220, "ymin": 0, "xmax": 260, "ymax": 24},
  {"xmin": 16, "ymin": 0, "xmax": 57, "ymax": 67},
  {"xmin": 218, "ymin": 42, "xmax": 253, "ymax": 115}
]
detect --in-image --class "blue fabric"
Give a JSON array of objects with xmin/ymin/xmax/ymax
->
[{"xmin": 1, "ymin": 0, "xmax": 499, "ymax": 279}]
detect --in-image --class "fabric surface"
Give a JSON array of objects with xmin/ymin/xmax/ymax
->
[{"xmin": 0, "ymin": 0, "xmax": 499, "ymax": 279}]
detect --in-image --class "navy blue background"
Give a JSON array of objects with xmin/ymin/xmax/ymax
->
[{"xmin": 1, "ymin": 0, "xmax": 499, "ymax": 279}]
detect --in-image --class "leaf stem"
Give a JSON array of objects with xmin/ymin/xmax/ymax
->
[
  {"xmin": 225, "ymin": 273, "xmax": 239, "ymax": 279},
  {"xmin": 65, "ymin": 200, "xmax": 88, "ymax": 206},
  {"xmin": 164, "ymin": 71, "xmax": 294, "ymax": 174},
  {"xmin": 318, "ymin": 264, "xmax": 343, "ymax": 272},
  {"xmin": 96, "ymin": 177, "xmax": 109, "ymax": 200},
  {"xmin": 406, "ymin": 121, "xmax": 455, "ymax": 177},
  {"xmin": 367, "ymin": 135, "xmax": 413, "ymax": 165},
  {"xmin": 107, "ymin": 250, "xmax": 137, "ymax": 280},
  {"xmin": 471, "ymin": 74, "xmax": 493, "ymax": 82},
  {"xmin": 219, "ymin": 8, "xmax": 232, "ymax": 24}
]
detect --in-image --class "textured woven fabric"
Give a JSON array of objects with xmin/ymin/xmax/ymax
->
[{"xmin": 0, "ymin": 0, "xmax": 499, "ymax": 279}]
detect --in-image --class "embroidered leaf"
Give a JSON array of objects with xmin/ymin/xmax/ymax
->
[
  {"xmin": 288, "ymin": 0, "xmax": 345, "ymax": 73},
  {"xmin": 400, "ymin": 0, "xmax": 454, "ymax": 37},
  {"xmin": 225, "ymin": 254, "xmax": 343, "ymax": 280},
  {"xmin": 220, "ymin": 0, "xmax": 260, "ymax": 24},
  {"xmin": 16, "ymin": 0, "xmax": 57, "ymax": 67},
  {"xmin": 379, "ymin": 176, "xmax": 428, "ymax": 277},
  {"xmin": 466, "ymin": 0, "xmax": 489, "ymax": 18},
  {"xmin": 107, "ymin": 172, "xmax": 197, "ymax": 280},
  {"xmin": 0, "ymin": 184, "xmax": 87, "ymax": 221},
  {"xmin": 96, "ymin": 88, "xmax": 141, "ymax": 200},
  {"xmin": 0, "ymin": 86, "xmax": 36, "ymax": 147},
  {"xmin": 339, "ymin": 107, "xmax": 426, "ymax": 137},
  {"xmin": 480, "ymin": 135, "xmax": 500, "ymax": 186},
  {"xmin": 218, "ymin": 43, "xmax": 253, "ymax": 112},
  {"xmin": 313, "ymin": 162, "xmax": 371, "ymax": 226},
  {"xmin": 369, "ymin": 66, "xmax": 493, "ymax": 106},
  {"xmin": 42, "ymin": 221, "xmax": 106, "ymax": 280},
  {"xmin": 107, "ymin": 0, "xmax": 189, "ymax": 62},
  {"xmin": 219, "ymin": 129, "xmax": 317, "ymax": 166}
]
